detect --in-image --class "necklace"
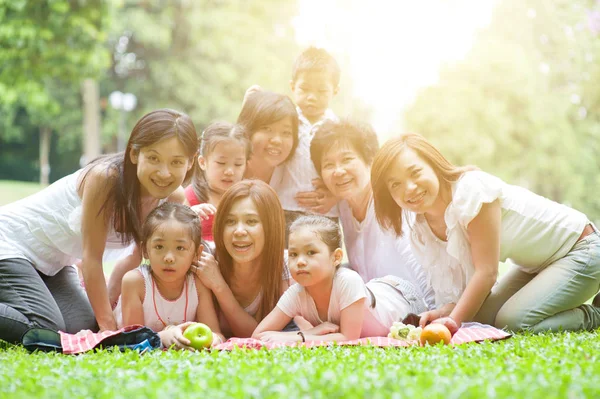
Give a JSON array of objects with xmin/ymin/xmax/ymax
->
[{"xmin": 152, "ymin": 276, "xmax": 189, "ymax": 328}]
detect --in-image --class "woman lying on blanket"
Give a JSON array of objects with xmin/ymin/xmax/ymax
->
[
  {"xmin": 252, "ymin": 215, "xmax": 429, "ymax": 343},
  {"xmin": 191, "ymin": 180, "xmax": 295, "ymax": 338},
  {"xmin": 113, "ymin": 202, "xmax": 224, "ymax": 349},
  {"xmin": 370, "ymin": 133, "xmax": 600, "ymax": 333}
]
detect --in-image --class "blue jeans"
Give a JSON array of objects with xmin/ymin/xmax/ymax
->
[
  {"xmin": 475, "ymin": 229, "xmax": 600, "ymax": 332},
  {"xmin": 0, "ymin": 258, "xmax": 97, "ymax": 343}
]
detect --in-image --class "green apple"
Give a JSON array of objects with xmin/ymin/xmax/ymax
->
[{"xmin": 183, "ymin": 323, "xmax": 213, "ymax": 349}]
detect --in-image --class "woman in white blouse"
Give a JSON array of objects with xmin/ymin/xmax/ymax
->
[{"xmin": 370, "ymin": 133, "xmax": 600, "ymax": 332}]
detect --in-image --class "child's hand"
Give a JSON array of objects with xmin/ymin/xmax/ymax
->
[
  {"xmin": 242, "ymin": 85, "xmax": 263, "ymax": 106},
  {"xmin": 159, "ymin": 323, "xmax": 194, "ymax": 351},
  {"xmin": 191, "ymin": 252, "xmax": 226, "ymax": 292},
  {"xmin": 255, "ymin": 331, "xmax": 298, "ymax": 343},
  {"xmin": 430, "ymin": 317, "xmax": 459, "ymax": 336},
  {"xmin": 303, "ymin": 322, "xmax": 339, "ymax": 336},
  {"xmin": 191, "ymin": 203, "xmax": 217, "ymax": 221},
  {"xmin": 418, "ymin": 303, "xmax": 455, "ymax": 328}
]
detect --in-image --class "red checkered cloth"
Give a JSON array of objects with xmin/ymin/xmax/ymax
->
[
  {"xmin": 60, "ymin": 325, "xmax": 145, "ymax": 355},
  {"xmin": 213, "ymin": 322, "xmax": 511, "ymax": 350}
]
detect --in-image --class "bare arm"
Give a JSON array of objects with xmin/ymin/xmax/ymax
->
[
  {"xmin": 449, "ymin": 201, "xmax": 501, "ymax": 325},
  {"xmin": 252, "ymin": 307, "xmax": 293, "ymax": 338},
  {"xmin": 107, "ymin": 246, "xmax": 142, "ymax": 307},
  {"xmin": 194, "ymin": 275, "xmax": 225, "ymax": 345},
  {"xmin": 80, "ymin": 167, "xmax": 117, "ymax": 331},
  {"xmin": 120, "ymin": 270, "xmax": 145, "ymax": 326}
]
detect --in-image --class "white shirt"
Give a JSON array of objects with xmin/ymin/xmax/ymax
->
[
  {"xmin": 114, "ymin": 264, "xmax": 198, "ymax": 332},
  {"xmin": 410, "ymin": 170, "xmax": 588, "ymax": 307},
  {"xmin": 277, "ymin": 267, "xmax": 413, "ymax": 337},
  {"xmin": 0, "ymin": 170, "xmax": 135, "ymax": 276},
  {"xmin": 269, "ymin": 107, "xmax": 339, "ymax": 216},
  {"xmin": 339, "ymin": 199, "xmax": 435, "ymax": 309}
]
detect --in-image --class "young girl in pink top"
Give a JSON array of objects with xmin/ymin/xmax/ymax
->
[
  {"xmin": 114, "ymin": 202, "xmax": 224, "ymax": 349},
  {"xmin": 185, "ymin": 122, "xmax": 251, "ymax": 243}
]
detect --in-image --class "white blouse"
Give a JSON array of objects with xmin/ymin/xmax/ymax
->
[
  {"xmin": 410, "ymin": 171, "xmax": 588, "ymax": 307},
  {"xmin": 0, "ymin": 170, "xmax": 135, "ymax": 276}
]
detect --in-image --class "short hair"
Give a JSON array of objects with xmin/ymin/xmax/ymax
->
[
  {"xmin": 213, "ymin": 180, "xmax": 285, "ymax": 321},
  {"xmin": 371, "ymin": 133, "xmax": 476, "ymax": 237},
  {"xmin": 310, "ymin": 119, "xmax": 379, "ymax": 176},
  {"xmin": 291, "ymin": 47, "xmax": 341, "ymax": 87},
  {"xmin": 237, "ymin": 90, "xmax": 299, "ymax": 162},
  {"xmin": 141, "ymin": 202, "xmax": 202, "ymax": 254},
  {"xmin": 289, "ymin": 215, "xmax": 342, "ymax": 255}
]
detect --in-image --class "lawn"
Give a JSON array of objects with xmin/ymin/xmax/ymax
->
[
  {"xmin": 1, "ymin": 331, "xmax": 599, "ymax": 398},
  {"xmin": 0, "ymin": 180, "xmax": 42, "ymax": 206}
]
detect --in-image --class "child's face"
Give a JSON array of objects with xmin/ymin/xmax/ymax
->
[
  {"xmin": 251, "ymin": 116, "xmax": 295, "ymax": 168},
  {"xmin": 222, "ymin": 197, "xmax": 265, "ymax": 266},
  {"xmin": 290, "ymin": 70, "xmax": 338, "ymax": 122},
  {"xmin": 131, "ymin": 136, "xmax": 193, "ymax": 199},
  {"xmin": 199, "ymin": 140, "xmax": 247, "ymax": 195},
  {"xmin": 288, "ymin": 226, "xmax": 340, "ymax": 288},
  {"xmin": 320, "ymin": 141, "xmax": 371, "ymax": 201},
  {"xmin": 146, "ymin": 220, "xmax": 199, "ymax": 283},
  {"xmin": 385, "ymin": 148, "xmax": 440, "ymax": 214}
]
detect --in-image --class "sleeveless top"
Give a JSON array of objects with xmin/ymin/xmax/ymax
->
[
  {"xmin": 410, "ymin": 170, "xmax": 588, "ymax": 307},
  {"xmin": 114, "ymin": 264, "xmax": 198, "ymax": 332},
  {"xmin": 0, "ymin": 170, "xmax": 135, "ymax": 276},
  {"xmin": 184, "ymin": 185, "xmax": 215, "ymax": 242}
]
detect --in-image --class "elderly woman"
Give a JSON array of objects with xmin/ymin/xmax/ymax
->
[{"xmin": 309, "ymin": 120, "xmax": 435, "ymax": 310}]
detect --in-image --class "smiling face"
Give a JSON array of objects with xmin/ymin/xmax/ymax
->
[
  {"xmin": 250, "ymin": 116, "xmax": 295, "ymax": 168},
  {"xmin": 199, "ymin": 140, "xmax": 247, "ymax": 195},
  {"xmin": 288, "ymin": 226, "xmax": 341, "ymax": 288},
  {"xmin": 290, "ymin": 71, "xmax": 338, "ymax": 123},
  {"xmin": 222, "ymin": 197, "xmax": 265, "ymax": 267},
  {"xmin": 320, "ymin": 141, "xmax": 371, "ymax": 201},
  {"xmin": 385, "ymin": 148, "xmax": 442, "ymax": 214},
  {"xmin": 145, "ymin": 219, "xmax": 199, "ymax": 284},
  {"xmin": 131, "ymin": 136, "xmax": 193, "ymax": 199}
]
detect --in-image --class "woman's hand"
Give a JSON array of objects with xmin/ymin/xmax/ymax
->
[
  {"xmin": 191, "ymin": 203, "xmax": 217, "ymax": 221},
  {"xmin": 303, "ymin": 322, "xmax": 339, "ymax": 336},
  {"xmin": 159, "ymin": 322, "xmax": 195, "ymax": 350},
  {"xmin": 430, "ymin": 317, "xmax": 460, "ymax": 336},
  {"xmin": 295, "ymin": 178, "xmax": 338, "ymax": 214},
  {"xmin": 419, "ymin": 303, "xmax": 455, "ymax": 328},
  {"xmin": 191, "ymin": 252, "xmax": 227, "ymax": 292}
]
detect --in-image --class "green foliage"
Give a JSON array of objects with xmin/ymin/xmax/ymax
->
[
  {"xmin": 103, "ymin": 0, "xmax": 301, "ymax": 138},
  {"xmin": 0, "ymin": 0, "xmax": 110, "ymax": 134},
  {"xmin": 1, "ymin": 331, "xmax": 599, "ymax": 398},
  {"xmin": 404, "ymin": 0, "xmax": 600, "ymax": 221}
]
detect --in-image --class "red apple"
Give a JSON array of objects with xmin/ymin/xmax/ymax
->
[{"xmin": 183, "ymin": 323, "xmax": 213, "ymax": 349}]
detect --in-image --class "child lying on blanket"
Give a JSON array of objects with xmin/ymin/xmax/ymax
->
[
  {"xmin": 252, "ymin": 215, "xmax": 430, "ymax": 343},
  {"xmin": 113, "ymin": 202, "xmax": 225, "ymax": 349}
]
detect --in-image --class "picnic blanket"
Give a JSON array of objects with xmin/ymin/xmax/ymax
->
[
  {"xmin": 214, "ymin": 322, "xmax": 511, "ymax": 350},
  {"xmin": 21, "ymin": 324, "xmax": 161, "ymax": 354}
]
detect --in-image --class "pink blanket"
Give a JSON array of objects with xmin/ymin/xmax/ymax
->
[{"xmin": 214, "ymin": 322, "xmax": 511, "ymax": 350}]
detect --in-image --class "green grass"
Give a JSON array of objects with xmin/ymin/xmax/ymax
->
[
  {"xmin": 1, "ymin": 331, "xmax": 599, "ymax": 398},
  {"xmin": 0, "ymin": 180, "xmax": 42, "ymax": 206}
]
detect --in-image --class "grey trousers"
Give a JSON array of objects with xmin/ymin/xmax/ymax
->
[{"xmin": 0, "ymin": 258, "xmax": 98, "ymax": 344}]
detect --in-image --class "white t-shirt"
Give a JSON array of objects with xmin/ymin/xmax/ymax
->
[
  {"xmin": 277, "ymin": 268, "xmax": 414, "ymax": 337},
  {"xmin": 410, "ymin": 170, "xmax": 588, "ymax": 307},
  {"xmin": 0, "ymin": 170, "xmax": 135, "ymax": 276},
  {"xmin": 339, "ymin": 199, "xmax": 435, "ymax": 309},
  {"xmin": 269, "ymin": 107, "xmax": 339, "ymax": 217}
]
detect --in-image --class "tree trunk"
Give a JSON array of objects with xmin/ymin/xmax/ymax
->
[
  {"xmin": 39, "ymin": 126, "xmax": 51, "ymax": 186},
  {"xmin": 81, "ymin": 78, "xmax": 101, "ymax": 167}
]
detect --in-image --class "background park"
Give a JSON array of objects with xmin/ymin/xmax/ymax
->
[{"xmin": 1, "ymin": 0, "xmax": 600, "ymax": 398}]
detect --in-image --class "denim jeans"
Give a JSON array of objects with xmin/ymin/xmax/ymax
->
[
  {"xmin": 475, "ymin": 230, "xmax": 600, "ymax": 332},
  {"xmin": 0, "ymin": 258, "xmax": 98, "ymax": 343}
]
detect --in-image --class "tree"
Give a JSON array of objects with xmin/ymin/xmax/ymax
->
[
  {"xmin": 404, "ymin": 0, "xmax": 600, "ymax": 221},
  {"xmin": 0, "ymin": 0, "xmax": 111, "ymax": 184}
]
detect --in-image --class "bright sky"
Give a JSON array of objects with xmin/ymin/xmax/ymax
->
[{"xmin": 293, "ymin": 0, "xmax": 498, "ymax": 138}]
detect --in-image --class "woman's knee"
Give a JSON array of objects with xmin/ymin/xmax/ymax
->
[{"xmin": 494, "ymin": 307, "xmax": 531, "ymax": 331}]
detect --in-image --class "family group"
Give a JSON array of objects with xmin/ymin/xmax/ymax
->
[{"xmin": 1, "ymin": 48, "xmax": 599, "ymax": 349}]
